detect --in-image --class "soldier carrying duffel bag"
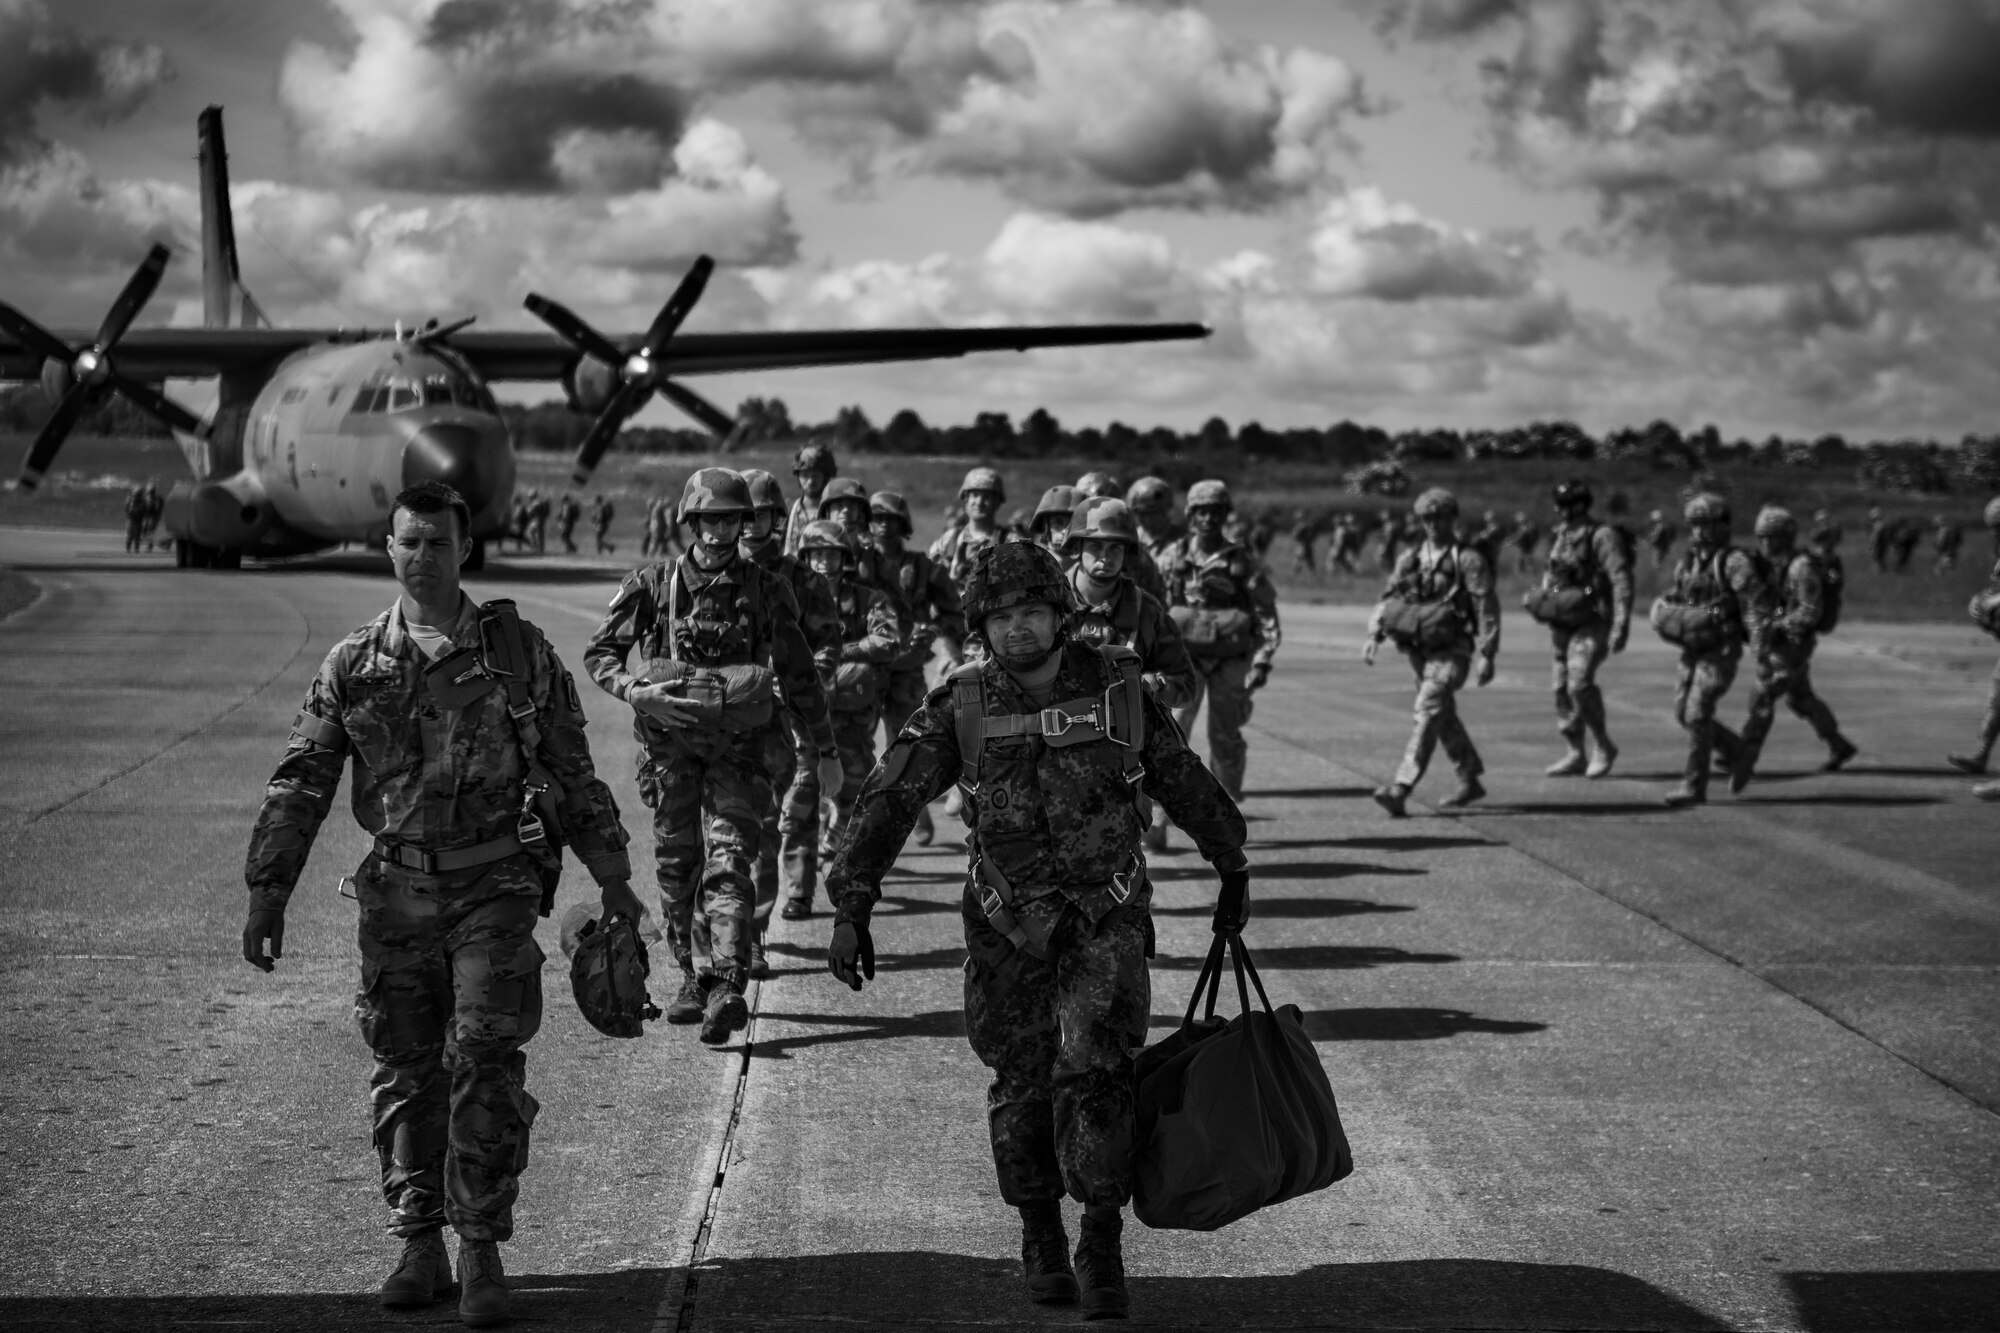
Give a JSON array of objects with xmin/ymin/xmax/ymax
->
[{"xmin": 1523, "ymin": 479, "xmax": 1634, "ymax": 779}]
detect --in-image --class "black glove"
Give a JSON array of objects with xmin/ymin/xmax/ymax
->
[
  {"xmin": 829, "ymin": 919, "xmax": 876, "ymax": 991},
  {"xmin": 1212, "ymin": 868, "xmax": 1250, "ymax": 934}
]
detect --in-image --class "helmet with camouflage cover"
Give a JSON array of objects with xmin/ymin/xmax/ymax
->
[
  {"xmin": 1754, "ymin": 505, "xmax": 1797, "ymax": 538},
  {"xmin": 1185, "ymin": 479, "xmax": 1232, "ymax": 512},
  {"xmin": 1032, "ymin": 484, "xmax": 1078, "ymax": 531},
  {"xmin": 741, "ymin": 468, "xmax": 785, "ymax": 514},
  {"xmin": 960, "ymin": 466, "xmax": 1006, "ymax": 501},
  {"xmin": 1985, "ymin": 496, "xmax": 2000, "ymax": 529},
  {"xmin": 678, "ymin": 467, "xmax": 753, "ymax": 523},
  {"xmin": 1126, "ymin": 475, "xmax": 1172, "ymax": 515},
  {"xmin": 961, "ymin": 539, "xmax": 1075, "ymax": 627},
  {"xmin": 1684, "ymin": 492, "xmax": 1731, "ymax": 524},
  {"xmin": 1067, "ymin": 496, "xmax": 1139, "ymax": 548},
  {"xmin": 1074, "ymin": 471, "xmax": 1121, "ymax": 500},
  {"xmin": 869, "ymin": 489, "xmax": 912, "ymax": 537},
  {"xmin": 793, "ymin": 440, "xmax": 836, "ymax": 476},
  {"xmin": 1413, "ymin": 487, "xmax": 1459, "ymax": 520},
  {"xmin": 796, "ymin": 518, "xmax": 853, "ymax": 562},
  {"xmin": 817, "ymin": 476, "xmax": 871, "ymax": 519},
  {"xmin": 562, "ymin": 906, "xmax": 661, "ymax": 1039}
]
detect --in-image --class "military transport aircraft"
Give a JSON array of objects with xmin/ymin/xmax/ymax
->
[{"xmin": 0, "ymin": 108, "xmax": 1206, "ymax": 570}]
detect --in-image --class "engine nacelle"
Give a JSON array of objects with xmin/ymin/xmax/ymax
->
[
  {"xmin": 40, "ymin": 358, "xmax": 72, "ymax": 404},
  {"xmin": 562, "ymin": 355, "xmax": 619, "ymax": 415},
  {"xmin": 163, "ymin": 471, "xmax": 272, "ymax": 549}
]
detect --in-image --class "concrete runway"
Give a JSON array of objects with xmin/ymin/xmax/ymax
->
[{"xmin": 1, "ymin": 527, "xmax": 1994, "ymax": 1332}]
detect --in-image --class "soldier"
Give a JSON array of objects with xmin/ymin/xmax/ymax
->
[
  {"xmin": 123, "ymin": 483, "xmax": 147, "ymax": 553},
  {"xmin": 584, "ymin": 469, "xmax": 843, "ymax": 1038},
  {"xmin": 1654, "ymin": 492, "xmax": 1771, "ymax": 808},
  {"xmin": 1868, "ymin": 506, "xmax": 1892, "ymax": 574},
  {"xmin": 1808, "ymin": 509, "xmax": 1843, "ymax": 556},
  {"xmin": 738, "ymin": 469, "xmax": 841, "ymax": 965},
  {"xmin": 795, "ymin": 519, "xmax": 901, "ymax": 859},
  {"xmin": 930, "ymin": 466, "xmax": 1014, "ymax": 593},
  {"xmin": 590, "ymin": 493, "xmax": 616, "ymax": 555},
  {"xmin": 870, "ymin": 488, "xmax": 966, "ymax": 845},
  {"xmin": 1078, "ymin": 477, "xmax": 1167, "ymax": 604},
  {"xmin": 1126, "ymin": 475, "xmax": 1182, "ymax": 569},
  {"xmin": 1892, "ymin": 516, "xmax": 1923, "ymax": 572},
  {"xmin": 785, "ymin": 440, "xmax": 837, "ymax": 556},
  {"xmin": 527, "ymin": 489, "xmax": 551, "ymax": 553},
  {"xmin": 1065, "ymin": 497, "xmax": 1197, "ymax": 709},
  {"xmin": 818, "ymin": 476, "xmax": 913, "ymax": 645},
  {"xmin": 1325, "ymin": 514, "xmax": 1360, "ymax": 573},
  {"xmin": 822, "ymin": 541, "xmax": 1250, "ymax": 1321},
  {"xmin": 1074, "ymin": 471, "xmax": 1122, "ymax": 501},
  {"xmin": 1160, "ymin": 479, "xmax": 1280, "ymax": 802},
  {"xmin": 1728, "ymin": 506, "xmax": 1857, "ymax": 792},
  {"xmin": 1934, "ymin": 514, "xmax": 1963, "ymax": 576},
  {"xmin": 241, "ymin": 481, "xmax": 635, "ymax": 1325},
  {"xmin": 1029, "ymin": 484, "xmax": 1078, "ymax": 559},
  {"xmin": 1527, "ymin": 480, "xmax": 1633, "ymax": 778},
  {"xmin": 1376, "ymin": 506, "xmax": 1405, "ymax": 573},
  {"xmin": 555, "ymin": 492, "xmax": 581, "ymax": 554},
  {"xmin": 1287, "ymin": 509, "xmax": 1320, "ymax": 575},
  {"xmin": 141, "ymin": 480, "xmax": 164, "ymax": 550},
  {"xmin": 1364, "ymin": 487, "xmax": 1500, "ymax": 815},
  {"xmin": 1947, "ymin": 496, "xmax": 2000, "ymax": 781},
  {"xmin": 1509, "ymin": 510, "xmax": 1543, "ymax": 574},
  {"xmin": 1646, "ymin": 508, "xmax": 1678, "ymax": 569}
]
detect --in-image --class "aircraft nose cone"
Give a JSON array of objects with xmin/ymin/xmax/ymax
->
[{"xmin": 403, "ymin": 423, "xmax": 495, "ymax": 508}]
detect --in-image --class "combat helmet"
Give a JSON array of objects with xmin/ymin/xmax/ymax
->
[
  {"xmin": 961, "ymin": 466, "xmax": 1006, "ymax": 501},
  {"xmin": 1413, "ymin": 487, "xmax": 1459, "ymax": 520},
  {"xmin": 678, "ymin": 467, "xmax": 753, "ymax": 523},
  {"xmin": 1074, "ymin": 471, "xmax": 1122, "ymax": 500},
  {"xmin": 1754, "ymin": 505, "xmax": 1797, "ymax": 538},
  {"xmin": 869, "ymin": 489, "xmax": 913, "ymax": 537},
  {"xmin": 1067, "ymin": 496, "xmax": 1139, "ymax": 549},
  {"xmin": 1185, "ymin": 479, "xmax": 1233, "ymax": 512},
  {"xmin": 741, "ymin": 468, "xmax": 785, "ymax": 514},
  {"xmin": 818, "ymin": 476, "xmax": 871, "ymax": 519},
  {"xmin": 793, "ymin": 440, "xmax": 836, "ymax": 476},
  {"xmin": 796, "ymin": 518, "xmax": 853, "ymax": 563},
  {"xmin": 1553, "ymin": 479, "xmax": 1592, "ymax": 509},
  {"xmin": 1126, "ymin": 476, "xmax": 1172, "ymax": 515},
  {"xmin": 1985, "ymin": 496, "xmax": 2000, "ymax": 529},
  {"xmin": 961, "ymin": 540, "xmax": 1075, "ymax": 626},
  {"xmin": 1684, "ymin": 492, "xmax": 1731, "ymax": 524},
  {"xmin": 1032, "ymin": 484, "xmax": 1078, "ymax": 531},
  {"xmin": 562, "ymin": 907, "xmax": 661, "ymax": 1040}
]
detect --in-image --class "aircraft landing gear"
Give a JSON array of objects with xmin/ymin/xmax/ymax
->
[
  {"xmin": 465, "ymin": 539, "xmax": 486, "ymax": 572},
  {"xmin": 174, "ymin": 539, "xmax": 238, "ymax": 569}
]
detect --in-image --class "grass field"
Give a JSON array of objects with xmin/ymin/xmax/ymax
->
[{"xmin": 4, "ymin": 433, "xmax": 1994, "ymax": 622}]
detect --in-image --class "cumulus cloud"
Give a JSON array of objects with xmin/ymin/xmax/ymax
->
[
  {"xmin": 1305, "ymin": 187, "xmax": 1541, "ymax": 300},
  {"xmin": 0, "ymin": 0, "xmax": 174, "ymax": 166},
  {"xmin": 1763, "ymin": 0, "xmax": 2000, "ymax": 139},
  {"xmin": 0, "ymin": 143, "xmax": 195, "ymax": 315}
]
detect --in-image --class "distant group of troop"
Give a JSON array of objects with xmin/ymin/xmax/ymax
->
[
  {"xmin": 122, "ymin": 481, "xmax": 164, "ymax": 552},
  {"xmin": 502, "ymin": 489, "xmax": 617, "ymax": 556}
]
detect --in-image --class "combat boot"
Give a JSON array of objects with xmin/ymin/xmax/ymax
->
[
  {"xmin": 700, "ymin": 976, "xmax": 749, "ymax": 1044},
  {"xmin": 1728, "ymin": 748, "xmax": 1757, "ymax": 795},
  {"xmin": 1821, "ymin": 737, "xmax": 1858, "ymax": 772},
  {"xmin": 1545, "ymin": 746, "xmax": 1587, "ymax": 777},
  {"xmin": 1439, "ymin": 776, "xmax": 1486, "ymax": 809},
  {"xmin": 1018, "ymin": 1201, "xmax": 1077, "ymax": 1305},
  {"xmin": 1663, "ymin": 781, "xmax": 1706, "ymax": 808},
  {"xmin": 1585, "ymin": 738, "xmax": 1618, "ymax": 779},
  {"xmin": 664, "ymin": 969, "xmax": 708, "ymax": 1025},
  {"xmin": 1946, "ymin": 751, "xmax": 1987, "ymax": 775},
  {"xmin": 913, "ymin": 805, "xmax": 935, "ymax": 846},
  {"xmin": 748, "ymin": 935, "xmax": 770, "ymax": 981},
  {"xmin": 1371, "ymin": 783, "xmax": 1409, "ymax": 818},
  {"xmin": 456, "ymin": 1238, "xmax": 510, "ymax": 1328},
  {"xmin": 1073, "ymin": 1206, "xmax": 1129, "ymax": 1321},
  {"xmin": 380, "ymin": 1229, "xmax": 454, "ymax": 1308},
  {"xmin": 781, "ymin": 896, "xmax": 813, "ymax": 920}
]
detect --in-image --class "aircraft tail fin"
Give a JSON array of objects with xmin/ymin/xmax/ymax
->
[{"xmin": 197, "ymin": 106, "xmax": 266, "ymax": 330}]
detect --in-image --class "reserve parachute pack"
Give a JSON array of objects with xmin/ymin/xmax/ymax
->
[
  {"xmin": 1171, "ymin": 546, "xmax": 1259, "ymax": 658},
  {"xmin": 1523, "ymin": 523, "xmax": 1611, "ymax": 630},
  {"xmin": 1379, "ymin": 545, "xmax": 1471, "ymax": 651},
  {"xmin": 638, "ymin": 559, "xmax": 779, "ymax": 733}
]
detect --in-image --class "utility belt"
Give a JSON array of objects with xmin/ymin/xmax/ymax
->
[
  {"xmin": 371, "ymin": 832, "xmax": 530, "ymax": 877},
  {"xmin": 973, "ymin": 851, "xmax": 1144, "ymax": 961}
]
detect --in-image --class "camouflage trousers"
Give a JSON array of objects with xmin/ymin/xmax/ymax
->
[
  {"xmin": 963, "ymin": 885, "xmax": 1151, "ymax": 1209},
  {"xmin": 1550, "ymin": 621, "xmax": 1612, "ymax": 747},
  {"xmin": 1674, "ymin": 646, "xmax": 1745, "ymax": 793},
  {"xmin": 827, "ymin": 706, "xmax": 881, "ymax": 846},
  {"xmin": 353, "ymin": 855, "xmax": 546, "ymax": 1242},
  {"xmin": 1395, "ymin": 647, "xmax": 1483, "ymax": 789},
  {"xmin": 1739, "ymin": 636, "xmax": 1844, "ymax": 766},
  {"xmin": 1176, "ymin": 654, "xmax": 1253, "ymax": 801},
  {"xmin": 1971, "ymin": 657, "xmax": 2000, "ymax": 761},
  {"xmin": 774, "ymin": 713, "xmax": 821, "ymax": 910},
  {"xmin": 641, "ymin": 729, "xmax": 775, "ymax": 984}
]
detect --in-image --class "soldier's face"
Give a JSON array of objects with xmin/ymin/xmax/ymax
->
[
  {"xmin": 387, "ymin": 507, "xmax": 467, "ymax": 604},
  {"xmin": 1038, "ymin": 516, "xmax": 1071, "ymax": 549},
  {"xmin": 1421, "ymin": 513, "xmax": 1455, "ymax": 543},
  {"xmin": 1758, "ymin": 532, "xmax": 1791, "ymax": 559},
  {"xmin": 797, "ymin": 469, "xmax": 829, "ymax": 501},
  {"xmin": 1189, "ymin": 505, "xmax": 1224, "ymax": 534},
  {"xmin": 745, "ymin": 508, "xmax": 779, "ymax": 541},
  {"xmin": 964, "ymin": 490, "xmax": 999, "ymax": 522},
  {"xmin": 830, "ymin": 500, "xmax": 870, "ymax": 533},
  {"xmin": 1078, "ymin": 538, "xmax": 1126, "ymax": 580},
  {"xmin": 1690, "ymin": 517, "xmax": 1727, "ymax": 547},
  {"xmin": 805, "ymin": 547, "xmax": 846, "ymax": 580},
  {"xmin": 694, "ymin": 512, "xmax": 743, "ymax": 553},
  {"xmin": 984, "ymin": 601, "xmax": 1060, "ymax": 663},
  {"xmin": 869, "ymin": 514, "xmax": 901, "ymax": 546}
]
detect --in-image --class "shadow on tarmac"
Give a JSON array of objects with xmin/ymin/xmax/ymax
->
[
  {"xmin": 1243, "ymin": 785, "xmax": 1377, "ymax": 800},
  {"xmin": 1143, "ymin": 1006, "xmax": 1546, "ymax": 1042},
  {"xmin": 1150, "ymin": 895, "xmax": 1417, "ymax": 920},
  {"xmin": 1736, "ymin": 794, "xmax": 1945, "ymax": 808},
  {"xmin": 1153, "ymin": 944, "xmax": 1458, "ymax": 971},
  {"xmin": 749, "ymin": 1008, "xmax": 965, "ymax": 1059},
  {"xmin": 1149, "ymin": 859, "xmax": 1428, "ymax": 882},
  {"xmin": 1784, "ymin": 1269, "xmax": 2000, "ymax": 1332},
  {"xmin": 1322, "ymin": 834, "xmax": 1498, "ymax": 852}
]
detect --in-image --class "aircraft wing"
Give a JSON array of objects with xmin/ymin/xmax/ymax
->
[{"xmin": 0, "ymin": 323, "xmax": 1208, "ymax": 382}]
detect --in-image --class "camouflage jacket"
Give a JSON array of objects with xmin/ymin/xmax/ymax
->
[
  {"xmin": 1768, "ymin": 550, "xmax": 1828, "ymax": 644},
  {"xmin": 782, "ymin": 495, "xmax": 819, "ymax": 557},
  {"xmin": 244, "ymin": 597, "xmax": 631, "ymax": 912},
  {"xmin": 740, "ymin": 536, "xmax": 841, "ymax": 675},
  {"xmin": 1125, "ymin": 541, "xmax": 1170, "ymax": 606},
  {"xmin": 846, "ymin": 542, "xmax": 914, "ymax": 649},
  {"xmin": 927, "ymin": 523, "xmax": 1012, "ymax": 592},
  {"xmin": 826, "ymin": 641, "xmax": 1247, "ymax": 924},
  {"xmin": 1371, "ymin": 541, "xmax": 1502, "ymax": 659},
  {"xmin": 831, "ymin": 577, "xmax": 901, "ymax": 665},
  {"xmin": 1160, "ymin": 536, "xmax": 1282, "ymax": 671},
  {"xmin": 1669, "ymin": 544, "xmax": 1773, "ymax": 657},
  {"xmin": 1068, "ymin": 569, "xmax": 1199, "ymax": 709},
  {"xmin": 1542, "ymin": 519, "xmax": 1634, "ymax": 632},
  {"xmin": 1139, "ymin": 521, "xmax": 1185, "ymax": 570},
  {"xmin": 583, "ymin": 552, "xmax": 835, "ymax": 752},
  {"xmin": 876, "ymin": 543, "xmax": 966, "ymax": 667}
]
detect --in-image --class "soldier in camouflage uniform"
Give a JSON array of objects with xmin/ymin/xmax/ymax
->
[
  {"xmin": 784, "ymin": 440, "xmax": 836, "ymax": 556},
  {"xmin": 1532, "ymin": 480, "xmax": 1633, "ymax": 779},
  {"xmin": 819, "ymin": 475, "xmax": 914, "ymax": 641},
  {"xmin": 1159, "ymin": 479, "xmax": 1281, "ymax": 803},
  {"xmin": 1657, "ymin": 492, "xmax": 1772, "ymax": 807},
  {"xmin": 930, "ymin": 465, "xmax": 1014, "ymax": 594},
  {"xmin": 870, "ymin": 489, "xmax": 966, "ymax": 846},
  {"xmin": 1727, "ymin": 506, "xmax": 1857, "ymax": 793},
  {"xmin": 1126, "ymin": 476, "xmax": 1182, "ymax": 573},
  {"xmin": 1030, "ymin": 484, "xmax": 1079, "ymax": 561},
  {"xmin": 796, "ymin": 518, "xmax": 902, "ymax": 860},
  {"xmin": 1948, "ymin": 496, "xmax": 2000, "ymax": 786},
  {"xmin": 1365, "ymin": 487, "xmax": 1501, "ymax": 816},
  {"xmin": 1065, "ymin": 498, "xmax": 1198, "ymax": 710},
  {"xmin": 585, "ymin": 469, "xmax": 842, "ymax": 1038},
  {"xmin": 241, "ymin": 481, "xmax": 635, "ymax": 1326},
  {"xmin": 824, "ymin": 541, "xmax": 1249, "ymax": 1321}
]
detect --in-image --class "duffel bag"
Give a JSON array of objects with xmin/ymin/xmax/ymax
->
[
  {"xmin": 1169, "ymin": 604, "xmax": 1259, "ymax": 658},
  {"xmin": 1377, "ymin": 596, "xmax": 1464, "ymax": 651},
  {"xmin": 641, "ymin": 659, "xmax": 777, "ymax": 731},
  {"xmin": 1648, "ymin": 597, "xmax": 1727, "ymax": 652},
  {"xmin": 1523, "ymin": 584, "xmax": 1597, "ymax": 629},
  {"xmin": 1132, "ymin": 924, "xmax": 1352, "ymax": 1232},
  {"xmin": 1969, "ymin": 587, "xmax": 2000, "ymax": 637},
  {"xmin": 831, "ymin": 660, "xmax": 883, "ymax": 713}
]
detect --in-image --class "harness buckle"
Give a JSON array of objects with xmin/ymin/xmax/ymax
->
[
  {"xmin": 1108, "ymin": 861, "xmax": 1139, "ymax": 905},
  {"xmin": 1040, "ymin": 703, "xmax": 1099, "ymax": 737},
  {"xmin": 978, "ymin": 881, "xmax": 1005, "ymax": 920},
  {"xmin": 385, "ymin": 841, "xmax": 436, "ymax": 874}
]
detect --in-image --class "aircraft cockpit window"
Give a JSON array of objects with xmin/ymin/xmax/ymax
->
[
  {"xmin": 423, "ymin": 376, "xmax": 456, "ymax": 407},
  {"xmin": 449, "ymin": 378, "xmax": 482, "ymax": 409},
  {"xmin": 387, "ymin": 382, "xmax": 420, "ymax": 412},
  {"xmin": 353, "ymin": 385, "xmax": 385, "ymax": 414}
]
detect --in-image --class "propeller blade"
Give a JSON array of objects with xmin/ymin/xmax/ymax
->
[
  {"xmin": 568, "ymin": 382, "xmax": 650, "ymax": 487},
  {"xmin": 656, "ymin": 379, "xmax": 735, "ymax": 438},
  {"xmin": 524, "ymin": 294, "xmax": 625, "ymax": 367},
  {"xmin": 0, "ymin": 302, "xmax": 78, "ymax": 366},
  {"xmin": 95, "ymin": 243, "xmax": 172, "ymax": 349},
  {"xmin": 111, "ymin": 374, "xmax": 206, "ymax": 435},
  {"xmin": 640, "ymin": 255, "xmax": 714, "ymax": 359},
  {"xmin": 15, "ymin": 385, "xmax": 94, "ymax": 491}
]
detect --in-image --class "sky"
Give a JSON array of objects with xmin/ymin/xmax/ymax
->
[{"xmin": 5, "ymin": 0, "xmax": 2000, "ymax": 440}]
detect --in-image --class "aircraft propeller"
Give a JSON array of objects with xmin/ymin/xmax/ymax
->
[
  {"xmin": 524, "ymin": 254, "xmax": 736, "ymax": 486},
  {"xmin": 0, "ymin": 243, "xmax": 206, "ymax": 491}
]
